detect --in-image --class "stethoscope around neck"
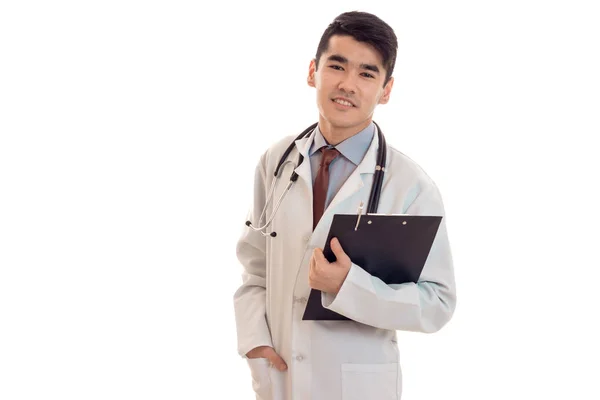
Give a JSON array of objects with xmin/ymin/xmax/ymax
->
[{"xmin": 245, "ymin": 121, "xmax": 387, "ymax": 237}]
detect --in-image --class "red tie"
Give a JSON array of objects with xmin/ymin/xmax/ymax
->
[{"xmin": 313, "ymin": 147, "xmax": 340, "ymax": 229}]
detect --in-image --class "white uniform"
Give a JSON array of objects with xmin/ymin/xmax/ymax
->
[{"xmin": 234, "ymin": 128, "xmax": 456, "ymax": 400}]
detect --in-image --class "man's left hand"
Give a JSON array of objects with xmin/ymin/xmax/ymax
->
[{"xmin": 309, "ymin": 237, "xmax": 352, "ymax": 294}]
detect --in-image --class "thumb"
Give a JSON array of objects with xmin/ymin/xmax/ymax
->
[
  {"xmin": 264, "ymin": 347, "xmax": 288, "ymax": 371},
  {"xmin": 330, "ymin": 237, "xmax": 350, "ymax": 264}
]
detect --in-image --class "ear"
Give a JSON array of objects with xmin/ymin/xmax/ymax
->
[
  {"xmin": 378, "ymin": 76, "xmax": 394, "ymax": 104},
  {"xmin": 307, "ymin": 59, "xmax": 317, "ymax": 88}
]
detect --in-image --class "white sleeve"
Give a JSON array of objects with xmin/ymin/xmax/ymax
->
[{"xmin": 233, "ymin": 154, "xmax": 274, "ymax": 356}]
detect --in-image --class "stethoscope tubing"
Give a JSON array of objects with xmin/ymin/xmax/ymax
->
[{"xmin": 246, "ymin": 121, "xmax": 387, "ymax": 237}]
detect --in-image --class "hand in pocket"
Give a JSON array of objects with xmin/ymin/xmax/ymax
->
[{"xmin": 246, "ymin": 346, "xmax": 288, "ymax": 371}]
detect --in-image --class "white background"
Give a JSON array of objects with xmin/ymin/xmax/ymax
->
[{"xmin": 1, "ymin": 1, "xmax": 599, "ymax": 399}]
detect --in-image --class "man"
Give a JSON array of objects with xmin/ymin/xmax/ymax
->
[{"xmin": 234, "ymin": 11, "xmax": 456, "ymax": 400}]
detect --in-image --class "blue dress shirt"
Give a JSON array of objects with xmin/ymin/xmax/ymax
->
[{"xmin": 309, "ymin": 122, "xmax": 375, "ymax": 209}]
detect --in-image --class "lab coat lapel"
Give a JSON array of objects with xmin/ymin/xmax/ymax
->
[
  {"xmin": 293, "ymin": 134, "xmax": 314, "ymax": 190},
  {"xmin": 287, "ymin": 133, "xmax": 315, "ymax": 239}
]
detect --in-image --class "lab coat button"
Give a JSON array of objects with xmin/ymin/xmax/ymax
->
[{"xmin": 295, "ymin": 355, "xmax": 304, "ymax": 362}]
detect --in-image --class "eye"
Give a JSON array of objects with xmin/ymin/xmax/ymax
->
[
  {"xmin": 361, "ymin": 72, "xmax": 375, "ymax": 79},
  {"xmin": 329, "ymin": 65, "xmax": 344, "ymax": 71}
]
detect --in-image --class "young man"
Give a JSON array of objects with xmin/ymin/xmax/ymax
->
[{"xmin": 233, "ymin": 11, "xmax": 456, "ymax": 400}]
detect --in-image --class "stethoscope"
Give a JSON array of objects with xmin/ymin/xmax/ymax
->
[{"xmin": 245, "ymin": 121, "xmax": 387, "ymax": 237}]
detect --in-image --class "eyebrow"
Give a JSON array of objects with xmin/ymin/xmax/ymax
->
[{"xmin": 326, "ymin": 54, "xmax": 380, "ymax": 74}]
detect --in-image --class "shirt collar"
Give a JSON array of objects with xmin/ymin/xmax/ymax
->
[{"xmin": 309, "ymin": 122, "xmax": 375, "ymax": 166}]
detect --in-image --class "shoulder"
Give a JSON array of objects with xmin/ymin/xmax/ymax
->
[
  {"xmin": 262, "ymin": 134, "xmax": 298, "ymax": 162},
  {"xmin": 385, "ymin": 144, "xmax": 438, "ymax": 191},
  {"xmin": 247, "ymin": 130, "xmax": 305, "ymax": 187},
  {"xmin": 376, "ymin": 143, "xmax": 448, "ymax": 215},
  {"xmin": 255, "ymin": 134, "xmax": 298, "ymax": 174},
  {"xmin": 383, "ymin": 144, "xmax": 447, "ymax": 214}
]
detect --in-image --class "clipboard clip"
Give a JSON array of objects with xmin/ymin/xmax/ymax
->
[{"xmin": 354, "ymin": 201, "xmax": 364, "ymax": 231}]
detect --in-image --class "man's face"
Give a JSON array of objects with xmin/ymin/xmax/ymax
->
[{"xmin": 308, "ymin": 35, "xmax": 394, "ymax": 135}]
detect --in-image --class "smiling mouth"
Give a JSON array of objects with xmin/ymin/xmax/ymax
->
[{"xmin": 332, "ymin": 98, "xmax": 355, "ymax": 107}]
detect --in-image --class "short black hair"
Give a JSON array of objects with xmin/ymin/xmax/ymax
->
[{"xmin": 315, "ymin": 11, "xmax": 398, "ymax": 85}]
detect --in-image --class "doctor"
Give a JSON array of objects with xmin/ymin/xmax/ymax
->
[{"xmin": 233, "ymin": 11, "xmax": 456, "ymax": 400}]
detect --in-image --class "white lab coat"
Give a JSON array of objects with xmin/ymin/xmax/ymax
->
[{"xmin": 234, "ymin": 128, "xmax": 456, "ymax": 400}]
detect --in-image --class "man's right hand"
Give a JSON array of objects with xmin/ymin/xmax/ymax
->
[{"xmin": 246, "ymin": 346, "xmax": 288, "ymax": 371}]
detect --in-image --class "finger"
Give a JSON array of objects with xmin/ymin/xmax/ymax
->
[
  {"xmin": 330, "ymin": 237, "xmax": 350, "ymax": 263},
  {"xmin": 313, "ymin": 247, "xmax": 328, "ymax": 264},
  {"xmin": 264, "ymin": 347, "xmax": 288, "ymax": 371},
  {"xmin": 308, "ymin": 256, "xmax": 316, "ymax": 278}
]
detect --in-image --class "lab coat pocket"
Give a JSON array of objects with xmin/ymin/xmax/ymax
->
[
  {"xmin": 246, "ymin": 358, "xmax": 272, "ymax": 400},
  {"xmin": 269, "ymin": 366, "xmax": 286, "ymax": 400},
  {"xmin": 341, "ymin": 363, "xmax": 399, "ymax": 400}
]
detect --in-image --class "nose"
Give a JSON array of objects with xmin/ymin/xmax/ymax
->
[{"xmin": 337, "ymin": 72, "xmax": 358, "ymax": 94}]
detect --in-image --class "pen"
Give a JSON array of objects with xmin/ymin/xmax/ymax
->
[{"xmin": 354, "ymin": 201, "xmax": 364, "ymax": 231}]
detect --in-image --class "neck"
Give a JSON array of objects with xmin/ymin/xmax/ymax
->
[{"xmin": 318, "ymin": 117, "xmax": 372, "ymax": 145}]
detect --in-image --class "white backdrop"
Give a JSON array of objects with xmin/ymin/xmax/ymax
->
[{"xmin": 1, "ymin": 1, "xmax": 599, "ymax": 399}]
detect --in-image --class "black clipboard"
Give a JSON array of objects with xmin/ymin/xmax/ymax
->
[{"xmin": 302, "ymin": 213, "xmax": 442, "ymax": 321}]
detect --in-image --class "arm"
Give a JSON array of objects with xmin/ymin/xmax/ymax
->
[
  {"xmin": 321, "ymin": 184, "xmax": 457, "ymax": 333},
  {"xmin": 233, "ymin": 154, "xmax": 273, "ymax": 356}
]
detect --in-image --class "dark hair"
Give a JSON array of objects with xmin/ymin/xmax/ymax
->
[{"xmin": 315, "ymin": 11, "xmax": 398, "ymax": 85}]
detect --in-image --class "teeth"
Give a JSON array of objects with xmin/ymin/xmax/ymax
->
[{"xmin": 334, "ymin": 99, "xmax": 352, "ymax": 107}]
